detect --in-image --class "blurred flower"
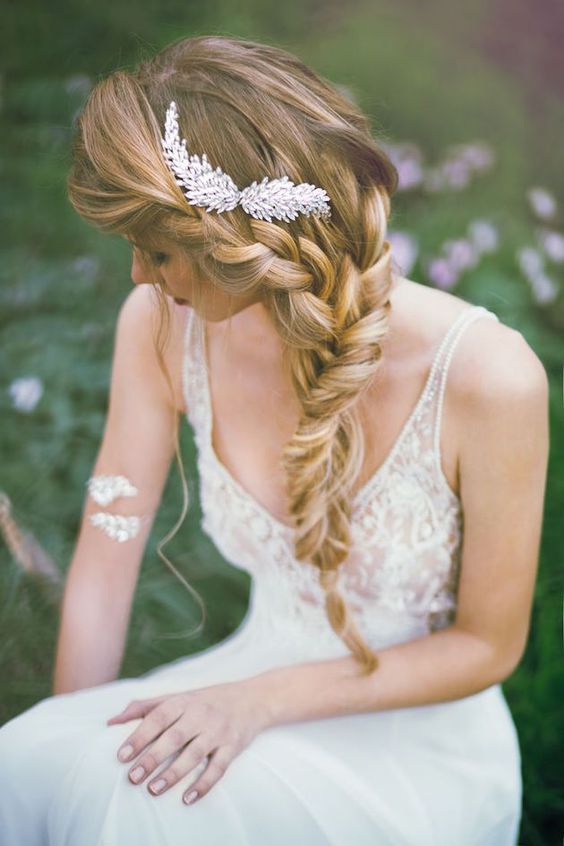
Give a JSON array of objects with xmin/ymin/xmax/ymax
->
[
  {"xmin": 71, "ymin": 107, "xmax": 83, "ymax": 130},
  {"xmin": 422, "ymin": 167, "xmax": 447, "ymax": 193},
  {"xmin": 537, "ymin": 228, "xmax": 564, "ymax": 263},
  {"xmin": 442, "ymin": 238, "xmax": 480, "ymax": 272},
  {"xmin": 516, "ymin": 245, "xmax": 560, "ymax": 305},
  {"xmin": 388, "ymin": 230, "xmax": 419, "ymax": 276},
  {"xmin": 78, "ymin": 322, "xmax": 106, "ymax": 341},
  {"xmin": 64, "ymin": 74, "xmax": 92, "ymax": 98},
  {"xmin": 384, "ymin": 139, "xmax": 496, "ymax": 196},
  {"xmin": 396, "ymin": 157, "xmax": 424, "ymax": 191},
  {"xmin": 381, "ymin": 142, "xmax": 424, "ymax": 191},
  {"xmin": 426, "ymin": 257, "xmax": 459, "ymax": 289},
  {"xmin": 527, "ymin": 272, "xmax": 559, "ymax": 305},
  {"xmin": 517, "ymin": 246, "xmax": 544, "ymax": 277},
  {"xmin": 527, "ymin": 187, "xmax": 557, "ymax": 220},
  {"xmin": 456, "ymin": 142, "xmax": 496, "ymax": 173},
  {"xmin": 424, "ymin": 141, "xmax": 496, "ymax": 193},
  {"xmin": 425, "ymin": 224, "xmax": 491, "ymax": 289},
  {"xmin": 72, "ymin": 255, "xmax": 100, "ymax": 286},
  {"xmin": 8, "ymin": 376, "xmax": 43, "ymax": 413},
  {"xmin": 335, "ymin": 84, "xmax": 360, "ymax": 107},
  {"xmin": 440, "ymin": 158, "xmax": 472, "ymax": 190},
  {"xmin": 467, "ymin": 219, "xmax": 499, "ymax": 254},
  {"xmin": 5, "ymin": 284, "xmax": 39, "ymax": 306}
]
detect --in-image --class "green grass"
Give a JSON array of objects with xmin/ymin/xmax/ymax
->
[{"xmin": 1, "ymin": 2, "xmax": 562, "ymax": 842}]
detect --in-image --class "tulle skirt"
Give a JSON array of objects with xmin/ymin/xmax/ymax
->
[{"xmin": 0, "ymin": 607, "xmax": 522, "ymax": 846}]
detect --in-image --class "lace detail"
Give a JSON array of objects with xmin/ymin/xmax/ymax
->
[{"xmin": 182, "ymin": 304, "xmax": 499, "ymax": 658}]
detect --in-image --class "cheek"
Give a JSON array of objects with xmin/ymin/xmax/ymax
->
[
  {"xmin": 131, "ymin": 257, "xmax": 148, "ymax": 285},
  {"xmin": 167, "ymin": 264, "xmax": 197, "ymax": 297},
  {"xmin": 131, "ymin": 249, "xmax": 163, "ymax": 286}
]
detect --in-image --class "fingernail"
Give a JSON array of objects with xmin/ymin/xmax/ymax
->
[
  {"xmin": 129, "ymin": 765, "xmax": 145, "ymax": 783},
  {"xmin": 118, "ymin": 744, "xmax": 133, "ymax": 762},
  {"xmin": 184, "ymin": 789, "xmax": 198, "ymax": 805},
  {"xmin": 149, "ymin": 778, "xmax": 167, "ymax": 794}
]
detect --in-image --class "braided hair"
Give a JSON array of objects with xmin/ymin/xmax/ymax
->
[{"xmin": 68, "ymin": 34, "xmax": 399, "ymax": 675}]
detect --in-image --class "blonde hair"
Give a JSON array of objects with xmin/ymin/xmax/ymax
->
[{"xmin": 67, "ymin": 34, "xmax": 399, "ymax": 676}]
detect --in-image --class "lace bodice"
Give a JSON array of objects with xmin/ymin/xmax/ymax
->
[{"xmin": 181, "ymin": 303, "xmax": 499, "ymax": 659}]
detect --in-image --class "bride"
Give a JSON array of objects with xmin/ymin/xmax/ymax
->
[{"xmin": 0, "ymin": 33, "xmax": 549, "ymax": 845}]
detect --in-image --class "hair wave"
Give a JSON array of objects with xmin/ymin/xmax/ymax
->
[{"xmin": 67, "ymin": 34, "xmax": 399, "ymax": 676}]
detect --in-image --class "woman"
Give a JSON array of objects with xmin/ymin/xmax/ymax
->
[{"xmin": 0, "ymin": 33, "xmax": 549, "ymax": 845}]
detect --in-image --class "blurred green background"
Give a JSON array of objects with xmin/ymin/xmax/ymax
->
[{"xmin": 1, "ymin": 1, "xmax": 562, "ymax": 842}]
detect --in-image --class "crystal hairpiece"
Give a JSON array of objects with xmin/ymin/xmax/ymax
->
[{"xmin": 160, "ymin": 100, "xmax": 332, "ymax": 224}]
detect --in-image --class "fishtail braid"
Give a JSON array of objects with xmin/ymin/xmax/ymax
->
[
  {"xmin": 66, "ymin": 34, "xmax": 400, "ymax": 671},
  {"xmin": 251, "ymin": 189, "xmax": 394, "ymax": 675}
]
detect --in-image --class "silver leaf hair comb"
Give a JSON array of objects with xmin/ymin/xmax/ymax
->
[{"xmin": 160, "ymin": 100, "xmax": 332, "ymax": 223}]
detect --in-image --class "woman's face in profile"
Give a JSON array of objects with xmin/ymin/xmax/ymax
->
[{"xmin": 129, "ymin": 239, "xmax": 263, "ymax": 322}]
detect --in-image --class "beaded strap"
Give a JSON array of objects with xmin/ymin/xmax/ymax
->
[{"xmin": 432, "ymin": 306, "xmax": 499, "ymax": 459}]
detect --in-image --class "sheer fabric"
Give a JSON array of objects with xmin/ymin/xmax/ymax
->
[{"xmin": 184, "ymin": 304, "xmax": 485, "ymax": 658}]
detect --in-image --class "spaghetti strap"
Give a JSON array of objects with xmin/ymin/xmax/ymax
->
[{"xmin": 432, "ymin": 305, "xmax": 500, "ymax": 467}]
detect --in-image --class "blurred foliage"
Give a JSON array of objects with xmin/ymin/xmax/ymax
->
[{"xmin": 0, "ymin": 1, "xmax": 562, "ymax": 843}]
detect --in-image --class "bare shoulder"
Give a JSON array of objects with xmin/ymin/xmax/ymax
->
[
  {"xmin": 119, "ymin": 283, "xmax": 185, "ymax": 335},
  {"xmin": 396, "ymin": 279, "xmax": 549, "ymax": 490},
  {"xmin": 118, "ymin": 284, "xmax": 190, "ymax": 413},
  {"xmin": 409, "ymin": 281, "xmax": 551, "ymax": 484},
  {"xmin": 400, "ymin": 278, "xmax": 548, "ymax": 402},
  {"xmin": 444, "ymin": 305, "xmax": 548, "ymax": 410},
  {"xmin": 452, "ymin": 312, "xmax": 549, "ymax": 480}
]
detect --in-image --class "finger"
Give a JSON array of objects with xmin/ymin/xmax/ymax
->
[
  {"xmin": 143, "ymin": 732, "xmax": 213, "ymax": 796},
  {"xmin": 117, "ymin": 701, "xmax": 183, "ymax": 765},
  {"xmin": 108, "ymin": 709, "xmax": 146, "ymax": 725},
  {"xmin": 107, "ymin": 716, "xmax": 126, "ymax": 725},
  {"xmin": 108, "ymin": 696, "xmax": 167, "ymax": 726},
  {"xmin": 181, "ymin": 746, "xmax": 234, "ymax": 805}
]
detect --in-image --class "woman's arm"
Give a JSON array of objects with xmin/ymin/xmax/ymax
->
[
  {"xmin": 248, "ymin": 325, "xmax": 550, "ymax": 726},
  {"xmin": 52, "ymin": 285, "xmax": 180, "ymax": 695}
]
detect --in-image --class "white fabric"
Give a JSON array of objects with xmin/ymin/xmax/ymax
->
[{"xmin": 0, "ymin": 303, "xmax": 522, "ymax": 845}]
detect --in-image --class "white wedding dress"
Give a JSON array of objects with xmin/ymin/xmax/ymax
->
[{"xmin": 0, "ymin": 303, "xmax": 522, "ymax": 845}]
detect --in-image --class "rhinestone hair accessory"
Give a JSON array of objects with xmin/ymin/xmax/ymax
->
[{"xmin": 161, "ymin": 100, "xmax": 332, "ymax": 224}]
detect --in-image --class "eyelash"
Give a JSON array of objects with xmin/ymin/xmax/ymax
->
[{"xmin": 152, "ymin": 252, "xmax": 167, "ymax": 266}]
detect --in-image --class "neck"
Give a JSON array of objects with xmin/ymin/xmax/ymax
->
[{"xmin": 214, "ymin": 273, "xmax": 406, "ymax": 363}]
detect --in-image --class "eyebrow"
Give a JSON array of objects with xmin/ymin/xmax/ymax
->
[{"xmin": 128, "ymin": 238, "xmax": 164, "ymax": 254}]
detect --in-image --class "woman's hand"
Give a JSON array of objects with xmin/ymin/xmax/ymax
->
[{"xmin": 106, "ymin": 678, "xmax": 270, "ymax": 806}]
